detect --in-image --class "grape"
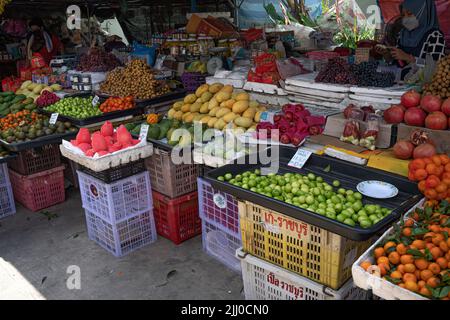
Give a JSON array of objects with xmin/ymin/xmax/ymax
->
[{"xmin": 76, "ymin": 47, "xmax": 122, "ymax": 72}]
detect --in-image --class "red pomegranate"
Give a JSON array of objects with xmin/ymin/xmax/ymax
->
[
  {"xmin": 404, "ymin": 107, "xmax": 426, "ymax": 127},
  {"xmin": 425, "ymin": 111, "xmax": 448, "ymax": 130},
  {"xmin": 383, "ymin": 105, "xmax": 405, "ymax": 124},
  {"xmin": 393, "ymin": 140, "xmax": 415, "ymax": 160},
  {"xmin": 420, "ymin": 94, "xmax": 442, "ymax": 113},
  {"xmin": 442, "ymin": 98, "xmax": 450, "ymax": 116},
  {"xmin": 401, "ymin": 90, "xmax": 421, "ymax": 108}
]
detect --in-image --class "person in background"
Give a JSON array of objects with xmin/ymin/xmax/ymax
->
[
  {"xmin": 377, "ymin": 0, "xmax": 446, "ymax": 76},
  {"xmin": 27, "ymin": 17, "xmax": 63, "ymax": 65},
  {"xmin": 104, "ymin": 35, "xmax": 127, "ymax": 52}
]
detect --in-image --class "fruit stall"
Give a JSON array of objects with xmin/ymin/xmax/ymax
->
[{"xmin": 1, "ymin": 0, "xmax": 450, "ymax": 302}]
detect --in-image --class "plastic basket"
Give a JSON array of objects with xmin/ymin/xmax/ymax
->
[
  {"xmin": 152, "ymin": 190, "xmax": 201, "ymax": 244},
  {"xmin": 77, "ymin": 170, "xmax": 152, "ymax": 223},
  {"xmin": 237, "ymin": 248, "xmax": 369, "ymax": 300},
  {"xmin": 7, "ymin": 144, "xmax": 61, "ymax": 176},
  {"xmin": 145, "ymin": 147, "xmax": 198, "ymax": 198},
  {"xmin": 0, "ymin": 174, "xmax": 16, "ymax": 219},
  {"xmin": 80, "ymin": 159, "xmax": 146, "ymax": 183},
  {"xmin": 198, "ymin": 177, "xmax": 240, "ymax": 236},
  {"xmin": 202, "ymin": 219, "xmax": 242, "ymax": 273},
  {"xmin": 85, "ymin": 209, "xmax": 157, "ymax": 257},
  {"xmin": 181, "ymin": 72, "xmax": 207, "ymax": 93},
  {"xmin": 0, "ymin": 163, "xmax": 9, "ymax": 186},
  {"xmin": 238, "ymin": 200, "xmax": 373, "ymax": 290},
  {"xmin": 8, "ymin": 166, "xmax": 65, "ymax": 212},
  {"xmin": 352, "ymin": 200, "xmax": 428, "ymax": 300}
]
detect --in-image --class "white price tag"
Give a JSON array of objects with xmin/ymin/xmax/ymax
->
[
  {"xmin": 288, "ymin": 148, "xmax": 312, "ymax": 169},
  {"xmin": 213, "ymin": 193, "xmax": 227, "ymax": 209},
  {"xmin": 92, "ymin": 95, "xmax": 100, "ymax": 106},
  {"xmin": 49, "ymin": 113, "xmax": 59, "ymax": 125},
  {"xmin": 139, "ymin": 124, "xmax": 149, "ymax": 141},
  {"xmin": 259, "ymin": 111, "xmax": 276, "ymax": 124}
]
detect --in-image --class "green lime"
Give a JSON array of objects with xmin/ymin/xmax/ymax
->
[
  {"xmin": 217, "ymin": 176, "xmax": 225, "ymax": 181},
  {"xmin": 333, "ymin": 180, "xmax": 341, "ymax": 187},
  {"xmin": 354, "ymin": 192, "xmax": 362, "ymax": 200},
  {"xmin": 360, "ymin": 220, "xmax": 372, "ymax": 229},
  {"xmin": 307, "ymin": 173, "xmax": 316, "ymax": 180},
  {"xmin": 336, "ymin": 214, "xmax": 346, "ymax": 222},
  {"xmin": 224, "ymin": 173, "xmax": 233, "ymax": 181},
  {"xmin": 344, "ymin": 218, "xmax": 355, "ymax": 227}
]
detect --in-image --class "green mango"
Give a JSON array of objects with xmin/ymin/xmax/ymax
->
[
  {"xmin": 147, "ymin": 125, "xmax": 161, "ymax": 140},
  {"xmin": 124, "ymin": 123, "xmax": 137, "ymax": 131},
  {"xmin": 131, "ymin": 124, "xmax": 141, "ymax": 135}
]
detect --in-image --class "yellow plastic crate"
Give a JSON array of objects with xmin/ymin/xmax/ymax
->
[{"xmin": 238, "ymin": 200, "xmax": 373, "ymax": 290}]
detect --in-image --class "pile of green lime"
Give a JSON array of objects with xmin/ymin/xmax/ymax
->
[
  {"xmin": 217, "ymin": 170, "xmax": 392, "ymax": 229},
  {"xmin": 45, "ymin": 97, "xmax": 102, "ymax": 119}
]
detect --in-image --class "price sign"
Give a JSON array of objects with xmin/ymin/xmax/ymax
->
[
  {"xmin": 213, "ymin": 193, "xmax": 227, "ymax": 209},
  {"xmin": 139, "ymin": 124, "xmax": 149, "ymax": 141},
  {"xmin": 288, "ymin": 148, "xmax": 312, "ymax": 169},
  {"xmin": 259, "ymin": 111, "xmax": 276, "ymax": 124},
  {"xmin": 49, "ymin": 113, "xmax": 59, "ymax": 125},
  {"xmin": 92, "ymin": 95, "xmax": 100, "ymax": 106}
]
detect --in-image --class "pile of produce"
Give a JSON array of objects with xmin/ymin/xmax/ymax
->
[
  {"xmin": 200, "ymin": 135, "xmax": 249, "ymax": 161},
  {"xmin": 359, "ymin": 200, "xmax": 450, "ymax": 299},
  {"xmin": 423, "ymin": 55, "xmax": 450, "ymax": 99},
  {"xmin": 100, "ymin": 59, "xmax": 170, "ymax": 99},
  {"xmin": 0, "ymin": 91, "xmax": 36, "ymax": 116},
  {"xmin": 70, "ymin": 122, "xmax": 140, "ymax": 157},
  {"xmin": 0, "ymin": 111, "xmax": 77, "ymax": 143},
  {"xmin": 393, "ymin": 129, "xmax": 437, "ymax": 160},
  {"xmin": 76, "ymin": 47, "xmax": 122, "ymax": 72},
  {"xmin": 0, "ymin": 145, "xmax": 9, "ymax": 158},
  {"xmin": 256, "ymin": 104, "xmax": 325, "ymax": 146},
  {"xmin": 99, "ymin": 96, "xmax": 134, "ymax": 113},
  {"xmin": 45, "ymin": 97, "xmax": 102, "ymax": 119},
  {"xmin": 315, "ymin": 58, "xmax": 395, "ymax": 87},
  {"xmin": 340, "ymin": 104, "xmax": 380, "ymax": 150},
  {"xmin": 36, "ymin": 90, "xmax": 60, "ymax": 108},
  {"xmin": 167, "ymin": 83, "xmax": 264, "ymax": 132},
  {"xmin": 407, "ymin": 154, "xmax": 450, "ymax": 200},
  {"xmin": 384, "ymin": 90, "xmax": 449, "ymax": 130},
  {"xmin": 217, "ymin": 170, "xmax": 392, "ymax": 229},
  {"xmin": 15, "ymin": 81, "xmax": 62, "ymax": 102}
]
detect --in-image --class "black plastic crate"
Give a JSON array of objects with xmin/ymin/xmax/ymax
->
[{"xmin": 80, "ymin": 159, "xmax": 146, "ymax": 183}]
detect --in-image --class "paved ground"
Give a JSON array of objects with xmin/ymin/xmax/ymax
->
[{"xmin": 0, "ymin": 188, "xmax": 244, "ymax": 300}]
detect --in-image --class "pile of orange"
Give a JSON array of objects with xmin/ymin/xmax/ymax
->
[
  {"xmin": 408, "ymin": 154, "xmax": 450, "ymax": 201},
  {"xmin": 99, "ymin": 96, "xmax": 134, "ymax": 113},
  {"xmin": 0, "ymin": 110, "xmax": 39, "ymax": 131},
  {"xmin": 360, "ymin": 199, "xmax": 450, "ymax": 299}
]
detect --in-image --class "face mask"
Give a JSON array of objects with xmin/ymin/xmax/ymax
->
[{"xmin": 402, "ymin": 16, "xmax": 419, "ymax": 31}]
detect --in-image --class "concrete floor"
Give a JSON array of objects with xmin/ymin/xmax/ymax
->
[{"xmin": 0, "ymin": 188, "xmax": 244, "ymax": 300}]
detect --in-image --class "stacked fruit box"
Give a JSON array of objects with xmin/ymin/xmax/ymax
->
[
  {"xmin": 197, "ymin": 177, "xmax": 242, "ymax": 272},
  {"xmin": 145, "ymin": 147, "xmax": 201, "ymax": 244},
  {"xmin": 0, "ymin": 162, "xmax": 16, "ymax": 219},
  {"xmin": 7, "ymin": 144, "xmax": 66, "ymax": 212}
]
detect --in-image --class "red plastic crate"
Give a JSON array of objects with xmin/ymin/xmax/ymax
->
[
  {"xmin": 152, "ymin": 190, "xmax": 201, "ymax": 244},
  {"xmin": 9, "ymin": 166, "xmax": 65, "ymax": 212},
  {"xmin": 7, "ymin": 144, "xmax": 61, "ymax": 175}
]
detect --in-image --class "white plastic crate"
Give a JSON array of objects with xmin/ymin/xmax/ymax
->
[
  {"xmin": 352, "ymin": 200, "xmax": 427, "ymax": 300},
  {"xmin": 202, "ymin": 219, "xmax": 242, "ymax": 273},
  {"xmin": 85, "ymin": 209, "xmax": 157, "ymax": 257},
  {"xmin": 0, "ymin": 163, "xmax": 9, "ymax": 186},
  {"xmin": 0, "ymin": 183, "xmax": 16, "ymax": 219},
  {"xmin": 198, "ymin": 177, "xmax": 240, "ymax": 236},
  {"xmin": 237, "ymin": 248, "xmax": 368, "ymax": 300},
  {"xmin": 78, "ymin": 171, "xmax": 152, "ymax": 223}
]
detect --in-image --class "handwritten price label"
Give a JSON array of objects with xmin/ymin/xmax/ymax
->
[
  {"xmin": 288, "ymin": 149, "xmax": 312, "ymax": 169},
  {"xmin": 49, "ymin": 113, "xmax": 59, "ymax": 125},
  {"xmin": 213, "ymin": 193, "xmax": 227, "ymax": 209},
  {"xmin": 139, "ymin": 125, "xmax": 149, "ymax": 141},
  {"xmin": 92, "ymin": 95, "xmax": 100, "ymax": 106}
]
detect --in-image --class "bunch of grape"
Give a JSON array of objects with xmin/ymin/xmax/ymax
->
[
  {"xmin": 315, "ymin": 58, "xmax": 356, "ymax": 84},
  {"xmin": 351, "ymin": 62, "xmax": 395, "ymax": 88}
]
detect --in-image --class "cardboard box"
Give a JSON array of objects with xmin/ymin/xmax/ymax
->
[
  {"xmin": 397, "ymin": 124, "xmax": 450, "ymax": 154},
  {"xmin": 323, "ymin": 113, "xmax": 396, "ymax": 149},
  {"xmin": 186, "ymin": 14, "xmax": 203, "ymax": 34}
]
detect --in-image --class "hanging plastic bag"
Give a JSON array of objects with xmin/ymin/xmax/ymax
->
[
  {"xmin": 340, "ymin": 108, "xmax": 364, "ymax": 145},
  {"xmin": 359, "ymin": 114, "xmax": 381, "ymax": 150}
]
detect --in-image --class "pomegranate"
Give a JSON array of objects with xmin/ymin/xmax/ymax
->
[
  {"xmin": 441, "ymin": 98, "xmax": 450, "ymax": 116},
  {"xmin": 383, "ymin": 105, "xmax": 405, "ymax": 124},
  {"xmin": 393, "ymin": 140, "xmax": 415, "ymax": 159},
  {"xmin": 343, "ymin": 104, "xmax": 358, "ymax": 119},
  {"xmin": 413, "ymin": 143, "xmax": 436, "ymax": 159},
  {"xmin": 420, "ymin": 94, "xmax": 442, "ymax": 113},
  {"xmin": 404, "ymin": 107, "xmax": 426, "ymax": 127},
  {"xmin": 401, "ymin": 90, "xmax": 421, "ymax": 108},
  {"xmin": 425, "ymin": 111, "xmax": 448, "ymax": 130},
  {"xmin": 410, "ymin": 129, "xmax": 432, "ymax": 146}
]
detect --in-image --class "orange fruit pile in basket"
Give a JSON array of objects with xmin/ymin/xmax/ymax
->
[
  {"xmin": 99, "ymin": 96, "xmax": 134, "ymax": 113},
  {"xmin": 360, "ymin": 200, "xmax": 450, "ymax": 299},
  {"xmin": 408, "ymin": 154, "xmax": 450, "ymax": 200}
]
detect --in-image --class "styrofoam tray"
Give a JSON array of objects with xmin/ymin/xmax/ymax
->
[
  {"xmin": 284, "ymin": 85, "xmax": 347, "ymax": 100},
  {"xmin": 288, "ymin": 95, "xmax": 344, "ymax": 109},
  {"xmin": 243, "ymin": 81, "xmax": 286, "ymax": 95},
  {"xmin": 60, "ymin": 142, "xmax": 153, "ymax": 172},
  {"xmin": 350, "ymin": 85, "xmax": 408, "ymax": 97},
  {"xmin": 286, "ymin": 73, "xmax": 351, "ymax": 93},
  {"xmin": 349, "ymin": 94, "xmax": 401, "ymax": 105},
  {"xmin": 287, "ymin": 92, "xmax": 344, "ymax": 103},
  {"xmin": 352, "ymin": 199, "xmax": 427, "ymax": 300},
  {"xmin": 205, "ymin": 76, "xmax": 245, "ymax": 89},
  {"xmin": 249, "ymin": 92, "xmax": 289, "ymax": 107}
]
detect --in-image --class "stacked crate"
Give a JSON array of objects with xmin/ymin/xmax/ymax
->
[
  {"xmin": 8, "ymin": 144, "xmax": 66, "ymax": 212},
  {"xmin": 197, "ymin": 176, "xmax": 242, "ymax": 273},
  {"xmin": 0, "ymin": 162, "xmax": 16, "ymax": 219},
  {"xmin": 145, "ymin": 147, "xmax": 201, "ymax": 244},
  {"xmin": 77, "ymin": 160, "xmax": 157, "ymax": 257}
]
